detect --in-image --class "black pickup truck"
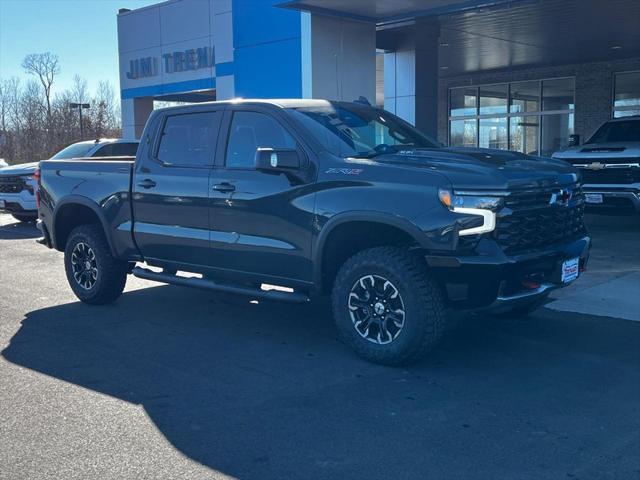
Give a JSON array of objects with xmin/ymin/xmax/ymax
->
[{"xmin": 37, "ymin": 99, "xmax": 590, "ymax": 365}]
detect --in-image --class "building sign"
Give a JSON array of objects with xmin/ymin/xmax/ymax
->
[
  {"xmin": 127, "ymin": 58, "xmax": 158, "ymax": 79},
  {"xmin": 126, "ymin": 46, "xmax": 215, "ymax": 80}
]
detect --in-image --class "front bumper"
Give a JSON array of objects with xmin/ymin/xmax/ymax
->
[
  {"xmin": 482, "ymin": 283, "xmax": 556, "ymax": 314},
  {"xmin": 0, "ymin": 192, "xmax": 37, "ymax": 216},
  {"xmin": 581, "ymin": 183, "xmax": 640, "ymax": 211},
  {"xmin": 425, "ymin": 235, "xmax": 590, "ymax": 310},
  {"xmin": 0, "ymin": 201, "xmax": 37, "ymax": 216}
]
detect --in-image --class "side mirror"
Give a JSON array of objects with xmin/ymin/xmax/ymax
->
[
  {"xmin": 255, "ymin": 148, "xmax": 301, "ymax": 172},
  {"xmin": 568, "ymin": 134, "xmax": 580, "ymax": 147}
]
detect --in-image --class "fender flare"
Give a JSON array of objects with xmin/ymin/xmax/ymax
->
[
  {"xmin": 52, "ymin": 195, "xmax": 118, "ymax": 257},
  {"xmin": 311, "ymin": 211, "xmax": 429, "ymax": 290}
]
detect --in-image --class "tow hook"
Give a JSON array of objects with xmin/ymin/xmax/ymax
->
[{"xmin": 522, "ymin": 273, "xmax": 545, "ymax": 290}]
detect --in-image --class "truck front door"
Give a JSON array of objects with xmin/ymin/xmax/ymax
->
[
  {"xmin": 208, "ymin": 107, "xmax": 316, "ymax": 287},
  {"xmin": 132, "ymin": 108, "xmax": 223, "ymax": 268}
]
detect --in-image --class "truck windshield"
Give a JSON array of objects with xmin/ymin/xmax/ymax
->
[
  {"xmin": 50, "ymin": 142, "xmax": 95, "ymax": 160},
  {"xmin": 586, "ymin": 120, "xmax": 640, "ymax": 144},
  {"xmin": 287, "ymin": 103, "xmax": 439, "ymax": 158}
]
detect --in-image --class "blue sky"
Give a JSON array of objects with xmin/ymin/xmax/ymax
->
[{"xmin": 0, "ymin": 0, "xmax": 159, "ymax": 95}]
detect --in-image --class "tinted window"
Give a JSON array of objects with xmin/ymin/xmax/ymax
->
[
  {"xmin": 541, "ymin": 113, "xmax": 574, "ymax": 156},
  {"xmin": 479, "ymin": 117, "xmax": 507, "ymax": 149},
  {"xmin": 586, "ymin": 120, "xmax": 640, "ymax": 144},
  {"xmin": 510, "ymin": 81, "xmax": 540, "ymax": 113},
  {"xmin": 542, "ymin": 78, "xmax": 574, "ymax": 111},
  {"xmin": 225, "ymin": 112, "xmax": 296, "ymax": 168},
  {"xmin": 450, "ymin": 87, "xmax": 477, "ymax": 117},
  {"xmin": 479, "ymin": 84, "xmax": 507, "ymax": 115},
  {"xmin": 93, "ymin": 143, "xmax": 138, "ymax": 157},
  {"xmin": 614, "ymin": 71, "xmax": 640, "ymax": 108},
  {"xmin": 614, "ymin": 71, "xmax": 640, "ymax": 117},
  {"xmin": 50, "ymin": 142, "xmax": 95, "ymax": 159},
  {"xmin": 157, "ymin": 112, "xmax": 221, "ymax": 166},
  {"xmin": 450, "ymin": 119, "xmax": 477, "ymax": 147}
]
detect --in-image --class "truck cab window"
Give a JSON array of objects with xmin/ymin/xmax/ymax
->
[
  {"xmin": 93, "ymin": 143, "xmax": 138, "ymax": 157},
  {"xmin": 157, "ymin": 112, "xmax": 220, "ymax": 166},
  {"xmin": 225, "ymin": 111, "xmax": 296, "ymax": 168}
]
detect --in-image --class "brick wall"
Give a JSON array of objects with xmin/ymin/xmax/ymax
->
[{"xmin": 437, "ymin": 57, "xmax": 640, "ymax": 145}]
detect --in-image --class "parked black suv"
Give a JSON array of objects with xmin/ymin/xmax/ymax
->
[{"xmin": 37, "ymin": 100, "xmax": 590, "ymax": 365}]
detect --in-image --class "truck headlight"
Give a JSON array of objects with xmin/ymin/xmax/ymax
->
[
  {"xmin": 438, "ymin": 188, "xmax": 501, "ymax": 236},
  {"xmin": 19, "ymin": 175, "xmax": 36, "ymax": 194}
]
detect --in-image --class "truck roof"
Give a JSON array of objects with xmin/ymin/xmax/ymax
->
[
  {"xmin": 71, "ymin": 138, "xmax": 140, "ymax": 146},
  {"xmin": 153, "ymin": 98, "xmax": 373, "ymax": 113}
]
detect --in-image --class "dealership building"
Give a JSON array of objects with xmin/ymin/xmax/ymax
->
[{"xmin": 118, "ymin": 0, "xmax": 640, "ymax": 156}]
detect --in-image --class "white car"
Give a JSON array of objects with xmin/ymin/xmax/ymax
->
[
  {"xmin": 0, "ymin": 159, "xmax": 8, "ymax": 168},
  {"xmin": 552, "ymin": 116, "xmax": 640, "ymax": 212},
  {"xmin": 0, "ymin": 139, "xmax": 138, "ymax": 222}
]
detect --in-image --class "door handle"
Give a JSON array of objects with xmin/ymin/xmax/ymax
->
[
  {"xmin": 212, "ymin": 182, "xmax": 235, "ymax": 193},
  {"xmin": 137, "ymin": 179, "xmax": 156, "ymax": 189}
]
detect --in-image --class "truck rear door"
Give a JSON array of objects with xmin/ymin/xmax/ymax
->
[{"xmin": 132, "ymin": 107, "xmax": 223, "ymax": 267}]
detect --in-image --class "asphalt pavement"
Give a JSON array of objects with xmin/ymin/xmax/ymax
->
[{"xmin": 0, "ymin": 212, "xmax": 639, "ymax": 480}]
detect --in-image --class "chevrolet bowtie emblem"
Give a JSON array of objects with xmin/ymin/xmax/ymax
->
[
  {"xmin": 549, "ymin": 188, "xmax": 573, "ymax": 206},
  {"xmin": 585, "ymin": 162, "xmax": 605, "ymax": 170}
]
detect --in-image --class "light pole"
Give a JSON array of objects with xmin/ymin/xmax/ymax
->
[{"xmin": 69, "ymin": 102, "xmax": 90, "ymax": 139}]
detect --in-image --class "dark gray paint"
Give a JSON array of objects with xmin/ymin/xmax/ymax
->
[{"xmin": 39, "ymin": 99, "xmax": 589, "ymax": 305}]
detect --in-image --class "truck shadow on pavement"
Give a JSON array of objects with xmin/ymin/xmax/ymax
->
[
  {"xmin": 0, "ymin": 219, "xmax": 40, "ymax": 240},
  {"xmin": 3, "ymin": 284, "xmax": 640, "ymax": 479}
]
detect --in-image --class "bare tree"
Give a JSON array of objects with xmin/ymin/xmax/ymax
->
[
  {"xmin": 92, "ymin": 80, "xmax": 118, "ymax": 137},
  {"xmin": 5, "ymin": 77, "xmax": 22, "ymax": 131},
  {"xmin": 71, "ymin": 74, "xmax": 88, "ymax": 104},
  {"xmin": 20, "ymin": 80, "xmax": 47, "ymax": 161},
  {"xmin": 0, "ymin": 79, "xmax": 13, "ymax": 133},
  {"xmin": 0, "ymin": 80, "xmax": 9, "ymax": 156},
  {"xmin": 0, "ymin": 78, "xmax": 21, "ymax": 159},
  {"xmin": 2, "ymin": 53, "xmax": 122, "ymax": 164},
  {"xmin": 22, "ymin": 52, "xmax": 60, "ymax": 121}
]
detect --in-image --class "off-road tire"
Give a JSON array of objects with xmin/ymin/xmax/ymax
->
[
  {"xmin": 331, "ymin": 246, "xmax": 446, "ymax": 366},
  {"xmin": 64, "ymin": 224, "xmax": 128, "ymax": 305}
]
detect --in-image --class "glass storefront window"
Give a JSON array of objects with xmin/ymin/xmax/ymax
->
[
  {"xmin": 542, "ymin": 78, "xmax": 574, "ymax": 111},
  {"xmin": 450, "ymin": 119, "xmax": 477, "ymax": 147},
  {"xmin": 450, "ymin": 87, "xmax": 477, "ymax": 117},
  {"xmin": 613, "ymin": 71, "xmax": 640, "ymax": 117},
  {"xmin": 479, "ymin": 117, "xmax": 507, "ymax": 150},
  {"xmin": 449, "ymin": 78, "xmax": 574, "ymax": 155},
  {"xmin": 509, "ymin": 116, "xmax": 540, "ymax": 155},
  {"xmin": 540, "ymin": 113, "xmax": 574, "ymax": 157},
  {"xmin": 479, "ymin": 84, "xmax": 508, "ymax": 115},
  {"xmin": 614, "ymin": 110, "xmax": 640, "ymax": 118},
  {"xmin": 510, "ymin": 81, "xmax": 540, "ymax": 113}
]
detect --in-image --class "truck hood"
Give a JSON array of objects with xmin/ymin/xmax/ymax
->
[
  {"xmin": 374, "ymin": 147, "xmax": 578, "ymax": 191},
  {"xmin": 0, "ymin": 161, "xmax": 40, "ymax": 176},
  {"xmin": 552, "ymin": 142, "xmax": 640, "ymax": 161}
]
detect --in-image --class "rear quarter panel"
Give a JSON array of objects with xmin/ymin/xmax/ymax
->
[{"xmin": 39, "ymin": 158, "xmax": 136, "ymax": 258}]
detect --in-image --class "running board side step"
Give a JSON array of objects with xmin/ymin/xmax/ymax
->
[{"xmin": 131, "ymin": 267, "xmax": 309, "ymax": 303}]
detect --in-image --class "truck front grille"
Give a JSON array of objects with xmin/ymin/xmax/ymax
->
[
  {"xmin": 494, "ymin": 185, "xmax": 586, "ymax": 253},
  {"xmin": 579, "ymin": 168, "xmax": 639, "ymax": 185},
  {"xmin": 0, "ymin": 176, "xmax": 24, "ymax": 194}
]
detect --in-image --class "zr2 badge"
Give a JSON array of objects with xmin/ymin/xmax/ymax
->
[{"xmin": 325, "ymin": 168, "xmax": 364, "ymax": 175}]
